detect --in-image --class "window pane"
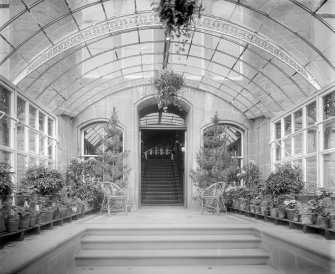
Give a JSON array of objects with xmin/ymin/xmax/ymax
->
[
  {"xmin": 294, "ymin": 109, "xmax": 302, "ymax": 131},
  {"xmin": 29, "ymin": 105, "xmax": 36, "ymax": 128},
  {"xmin": 0, "ymin": 116, "xmax": 10, "ymax": 146},
  {"xmin": 40, "ymin": 135, "xmax": 45, "ymax": 154},
  {"xmin": 0, "ymin": 86, "xmax": 10, "ymax": 114},
  {"xmin": 307, "ymin": 126, "xmax": 317, "ymax": 153},
  {"xmin": 28, "ymin": 157, "xmax": 37, "ymax": 167},
  {"xmin": 275, "ymin": 121, "xmax": 281, "ymax": 139},
  {"xmin": 29, "ymin": 129, "xmax": 37, "ymax": 153},
  {"xmin": 294, "ymin": 133, "xmax": 303, "ymax": 155},
  {"xmin": 284, "ymin": 138, "xmax": 291, "ymax": 157},
  {"xmin": 275, "ymin": 143, "xmax": 281, "ymax": 161},
  {"xmin": 306, "ymin": 156, "xmax": 317, "ymax": 189},
  {"xmin": 39, "ymin": 112, "xmax": 45, "ymax": 132},
  {"xmin": 0, "ymin": 149, "xmax": 10, "ymax": 162},
  {"xmin": 83, "ymin": 123, "xmax": 105, "ymax": 155},
  {"xmin": 324, "ymin": 91, "xmax": 335, "ymax": 120},
  {"xmin": 324, "ymin": 120, "xmax": 335, "ymax": 150},
  {"xmin": 17, "ymin": 154, "xmax": 26, "ymax": 185},
  {"xmin": 17, "ymin": 123, "xmax": 25, "ymax": 151},
  {"xmin": 323, "ymin": 153, "xmax": 335, "ymax": 190},
  {"xmin": 48, "ymin": 138, "xmax": 53, "ymax": 159},
  {"xmin": 48, "ymin": 118, "xmax": 53, "ymax": 136},
  {"xmin": 293, "ymin": 159, "xmax": 302, "ymax": 170},
  {"xmin": 307, "ymin": 101, "xmax": 316, "ymax": 126},
  {"xmin": 284, "ymin": 115, "xmax": 291, "ymax": 135},
  {"xmin": 17, "ymin": 97, "xmax": 25, "ymax": 123}
]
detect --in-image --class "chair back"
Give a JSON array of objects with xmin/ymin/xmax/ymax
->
[
  {"xmin": 201, "ymin": 182, "xmax": 226, "ymax": 197},
  {"xmin": 100, "ymin": 181, "xmax": 127, "ymax": 197}
]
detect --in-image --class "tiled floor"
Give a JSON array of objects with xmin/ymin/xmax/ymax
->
[{"xmin": 1, "ymin": 207, "xmax": 335, "ymax": 273}]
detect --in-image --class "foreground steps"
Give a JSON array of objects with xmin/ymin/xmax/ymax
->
[
  {"xmin": 71, "ymin": 265, "xmax": 280, "ymax": 274},
  {"xmin": 70, "ymin": 225, "xmax": 280, "ymax": 274}
]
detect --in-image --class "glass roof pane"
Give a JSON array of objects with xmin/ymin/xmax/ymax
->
[
  {"xmin": 17, "ymin": 32, "xmax": 51, "ymax": 62},
  {"xmin": 30, "ymin": 0, "xmax": 68, "ymax": 26},
  {"xmin": 44, "ymin": 17, "xmax": 78, "ymax": 43},
  {"xmin": 73, "ymin": 4, "xmax": 105, "ymax": 29}
]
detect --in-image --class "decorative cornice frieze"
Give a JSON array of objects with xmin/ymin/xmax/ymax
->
[{"xmin": 12, "ymin": 11, "xmax": 320, "ymax": 89}]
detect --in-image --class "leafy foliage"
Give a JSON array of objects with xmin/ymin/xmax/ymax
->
[
  {"xmin": 97, "ymin": 108, "xmax": 130, "ymax": 187},
  {"xmin": 67, "ymin": 158, "xmax": 103, "ymax": 207},
  {"xmin": 153, "ymin": 70, "xmax": 184, "ymax": 111},
  {"xmin": 190, "ymin": 113, "xmax": 238, "ymax": 189},
  {"xmin": 265, "ymin": 163, "xmax": 303, "ymax": 197},
  {"xmin": 20, "ymin": 165, "xmax": 64, "ymax": 198},
  {"xmin": 0, "ymin": 162, "xmax": 14, "ymax": 198},
  {"xmin": 240, "ymin": 161, "xmax": 261, "ymax": 190},
  {"xmin": 152, "ymin": 0, "xmax": 204, "ymax": 52}
]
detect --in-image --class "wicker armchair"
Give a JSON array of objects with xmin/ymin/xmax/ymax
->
[
  {"xmin": 100, "ymin": 181, "xmax": 128, "ymax": 215},
  {"xmin": 199, "ymin": 182, "xmax": 227, "ymax": 215}
]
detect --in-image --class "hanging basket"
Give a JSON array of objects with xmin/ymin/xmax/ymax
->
[
  {"xmin": 152, "ymin": 0, "xmax": 204, "ymax": 39},
  {"xmin": 153, "ymin": 70, "xmax": 184, "ymax": 112}
]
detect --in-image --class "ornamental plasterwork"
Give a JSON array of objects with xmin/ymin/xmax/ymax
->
[{"xmin": 12, "ymin": 11, "xmax": 320, "ymax": 90}]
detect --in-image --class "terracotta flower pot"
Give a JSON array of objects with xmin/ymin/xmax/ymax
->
[
  {"xmin": 278, "ymin": 208, "xmax": 286, "ymax": 219},
  {"xmin": 255, "ymin": 206, "xmax": 261, "ymax": 214},
  {"xmin": 301, "ymin": 213, "xmax": 317, "ymax": 225},
  {"xmin": 286, "ymin": 209, "xmax": 295, "ymax": 221},
  {"xmin": 270, "ymin": 208, "xmax": 278, "ymax": 218},
  {"xmin": 317, "ymin": 216, "xmax": 330, "ymax": 229},
  {"xmin": 239, "ymin": 203, "xmax": 246, "ymax": 211},
  {"xmin": 293, "ymin": 213, "xmax": 301, "ymax": 222},
  {"xmin": 29, "ymin": 214, "xmax": 36, "ymax": 227},
  {"xmin": 19, "ymin": 215, "xmax": 30, "ymax": 229},
  {"xmin": 6, "ymin": 217, "xmax": 19, "ymax": 232},
  {"xmin": 264, "ymin": 209, "xmax": 270, "ymax": 216},
  {"xmin": 249, "ymin": 205, "xmax": 255, "ymax": 213}
]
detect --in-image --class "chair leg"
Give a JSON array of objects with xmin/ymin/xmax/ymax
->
[
  {"xmin": 125, "ymin": 199, "xmax": 127, "ymax": 215},
  {"xmin": 216, "ymin": 199, "xmax": 220, "ymax": 216},
  {"xmin": 201, "ymin": 200, "xmax": 204, "ymax": 215},
  {"xmin": 100, "ymin": 197, "xmax": 106, "ymax": 215},
  {"xmin": 107, "ymin": 199, "xmax": 110, "ymax": 216}
]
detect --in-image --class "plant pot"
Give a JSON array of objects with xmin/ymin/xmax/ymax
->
[
  {"xmin": 293, "ymin": 213, "xmax": 301, "ymax": 222},
  {"xmin": 239, "ymin": 203, "xmax": 246, "ymax": 211},
  {"xmin": 19, "ymin": 215, "xmax": 30, "ymax": 229},
  {"xmin": 301, "ymin": 213, "xmax": 317, "ymax": 225},
  {"xmin": 0, "ymin": 212, "xmax": 6, "ymax": 233},
  {"xmin": 264, "ymin": 209, "xmax": 270, "ymax": 216},
  {"xmin": 278, "ymin": 209, "xmax": 286, "ymax": 219},
  {"xmin": 286, "ymin": 209, "xmax": 295, "ymax": 221},
  {"xmin": 29, "ymin": 213, "xmax": 36, "ymax": 227},
  {"xmin": 330, "ymin": 218, "xmax": 335, "ymax": 229},
  {"xmin": 60, "ymin": 208, "xmax": 67, "ymax": 218},
  {"xmin": 53, "ymin": 210, "xmax": 60, "ymax": 220},
  {"xmin": 317, "ymin": 216, "xmax": 330, "ymax": 229},
  {"xmin": 249, "ymin": 205, "xmax": 255, "ymax": 213},
  {"xmin": 260, "ymin": 206, "xmax": 267, "ymax": 215},
  {"xmin": 270, "ymin": 208, "xmax": 278, "ymax": 218},
  {"xmin": 6, "ymin": 217, "xmax": 19, "ymax": 233},
  {"xmin": 255, "ymin": 206, "xmax": 261, "ymax": 214},
  {"xmin": 46, "ymin": 211, "xmax": 53, "ymax": 222}
]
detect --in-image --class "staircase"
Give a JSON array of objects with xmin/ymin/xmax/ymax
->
[
  {"xmin": 141, "ymin": 159, "xmax": 182, "ymax": 205},
  {"xmin": 69, "ymin": 224, "xmax": 280, "ymax": 274}
]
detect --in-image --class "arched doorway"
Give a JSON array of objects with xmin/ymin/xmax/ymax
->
[{"xmin": 138, "ymin": 101, "xmax": 188, "ymax": 206}]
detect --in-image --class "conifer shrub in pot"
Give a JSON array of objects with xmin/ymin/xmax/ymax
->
[
  {"xmin": 315, "ymin": 191, "xmax": 332, "ymax": 229},
  {"xmin": 0, "ymin": 162, "xmax": 14, "ymax": 233},
  {"xmin": 301, "ymin": 199, "xmax": 317, "ymax": 225}
]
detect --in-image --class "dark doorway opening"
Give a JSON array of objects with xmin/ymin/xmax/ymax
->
[{"xmin": 141, "ymin": 129, "xmax": 185, "ymax": 206}]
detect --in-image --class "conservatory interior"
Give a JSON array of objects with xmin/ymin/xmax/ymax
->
[{"xmin": 0, "ymin": 0, "xmax": 335, "ymax": 273}]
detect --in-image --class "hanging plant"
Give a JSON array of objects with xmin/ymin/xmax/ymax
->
[
  {"xmin": 152, "ymin": 0, "xmax": 204, "ymax": 52},
  {"xmin": 153, "ymin": 70, "xmax": 184, "ymax": 112}
]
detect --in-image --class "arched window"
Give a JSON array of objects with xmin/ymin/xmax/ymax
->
[
  {"xmin": 82, "ymin": 122, "xmax": 124, "ymax": 159},
  {"xmin": 203, "ymin": 124, "xmax": 243, "ymax": 167}
]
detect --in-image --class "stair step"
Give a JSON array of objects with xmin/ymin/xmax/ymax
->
[
  {"xmin": 81, "ymin": 235, "xmax": 261, "ymax": 250},
  {"xmin": 70, "ymin": 265, "xmax": 280, "ymax": 274},
  {"xmin": 75, "ymin": 248, "xmax": 270, "ymax": 266},
  {"xmin": 86, "ymin": 226, "xmax": 255, "ymax": 236}
]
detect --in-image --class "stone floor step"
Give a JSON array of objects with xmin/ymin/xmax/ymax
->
[
  {"xmin": 81, "ymin": 234, "xmax": 261, "ymax": 250},
  {"xmin": 75, "ymin": 248, "xmax": 270, "ymax": 266},
  {"xmin": 86, "ymin": 225, "xmax": 256, "ymax": 236},
  {"xmin": 70, "ymin": 265, "xmax": 280, "ymax": 274}
]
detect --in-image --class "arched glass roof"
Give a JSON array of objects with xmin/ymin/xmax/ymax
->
[{"xmin": 0, "ymin": 0, "xmax": 334, "ymax": 119}]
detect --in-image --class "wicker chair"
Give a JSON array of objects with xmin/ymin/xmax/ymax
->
[
  {"xmin": 100, "ymin": 181, "xmax": 128, "ymax": 215},
  {"xmin": 199, "ymin": 182, "xmax": 227, "ymax": 215}
]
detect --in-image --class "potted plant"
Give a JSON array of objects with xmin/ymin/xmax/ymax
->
[
  {"xmin": 293, "ymin": 201, "xmax": 303, "ymax": 222},
  {"xmin": 151, "ymin": 0, "xmax": 204, "ymax": 52},
  {"xmin": 17, "ymin": 205, "xmax": 30, "ymax": 229},
  {"xmin": 315, "ymin": 194, "xmax": 332, "ymax": 229},
  {"xmin": 0, "ymin": 162, "xmax": 14, "ymax": 205},
  {"xmin": 260, "ymin": 197, "xmax": 271, "ymax": 216},
  {"xmin": 301, "ymin": 199, "xmax": 317, "ymax": 225},
  {"xmin": 278, "ymin": 203, "xmax": 287, "ymax": 219},
  {"xmin": 153, "ymin": 70, "xmax": 184, "ymax": 112},
  {"xmin": 285, "ymin": 199, "xmax": 298, "ymax": 221},
  {"xmin": 3, "ymin": 202, "xmax": 20, "ymax": 233}
]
